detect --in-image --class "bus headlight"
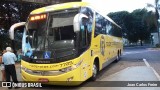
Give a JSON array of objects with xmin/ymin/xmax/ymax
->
[
  {"xmin": 21, "ymin": 65, "xmax": 27, "ymax": 71},
  {"xmin": 60, "ymin": 59, "xmax": 83, "ymax": 72},
  {"xmin": 21, "ymin": 65, "xmax": 32, "ymax": 73},
  {"xmin": 20, "ymin": 59, "xmax": 83, "ymax": 76}
]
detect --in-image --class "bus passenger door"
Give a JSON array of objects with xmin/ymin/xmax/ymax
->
[
  {"xmin": 78, "ymin": 7, "xmax": 94, "ymax": 80},
  {"xmin": 79, "ymin": 17, "xmax": 92, "ymax": 81}
]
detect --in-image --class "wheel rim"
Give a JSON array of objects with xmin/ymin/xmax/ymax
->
[
  {"xmin": 92, "ymin": 64, "xmax": 97, "ymax": 77},
  {"xmin": 117, "ymin": 53, "xmax": 119, "ymax": 60},
  {"xmin": 117, "ymin": 56, "xmax": 119, "ymax": 60}
]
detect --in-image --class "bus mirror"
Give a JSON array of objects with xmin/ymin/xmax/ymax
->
[
  {"xmin": 9, "ymin": 22, "xmax": 26, "ymax": 40},
  {"xmin": 73, "ymin": 13, "xmax": 88, "ymax": 32}
]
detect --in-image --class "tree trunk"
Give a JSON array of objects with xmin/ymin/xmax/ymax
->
[{"xmin": 140, "ymin": 40, "xmax": 143, "ymax": 46}]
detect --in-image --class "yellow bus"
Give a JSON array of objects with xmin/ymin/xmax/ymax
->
[{"xmin": 10, "ymin": 2, "xmax": 123, "ymax": 85}]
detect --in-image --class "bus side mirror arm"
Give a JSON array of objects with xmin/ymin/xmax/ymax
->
[
  {"xmin": 9, "ymin": 22, "xmax": 26, "ymax": 40},
  {"xmin": 73, "ymin": 13, "xmax": 88, "ymax": 32}
]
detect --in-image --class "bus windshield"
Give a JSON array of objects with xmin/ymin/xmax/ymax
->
[
  {"xmin": 48, "ymin": 8, "xmax": 79, "ymax": 51},
  {"xmin": 27, "ymin": 14, "xmax": 47, "ymax": 51},
  {"xmin": 25, "ymin": 8, "xmax": 79, "ymax": 62}
]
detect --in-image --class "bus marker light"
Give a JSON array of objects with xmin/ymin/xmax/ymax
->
[
  {"xmin": 41, "ymin": 15, "xmax": 44, "ymax": 19},
  {"xmin": 35, "ymin": 16, "xmax": 40, "ymax": 20},
  {"xmin": 30, "ymin": 14, "xmax": 46, "ymax": 21},
  {"xmin": 30, "ymin": 17, "xmax": 35, "ymax": 21}
]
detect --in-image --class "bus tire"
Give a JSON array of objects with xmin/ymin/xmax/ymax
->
[
  {"xmin": 90, "ymin": 61, "xmax": 98, "ymax": 81},
  {"xmin": 120, "ymin": 49, "xmax": 122, "ymax": 56},
  {"xmin": 116, "ymin": 51, "xmax": 120, "ymax": 62}
]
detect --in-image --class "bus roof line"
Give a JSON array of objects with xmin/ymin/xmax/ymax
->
[
  {"xmin": 30, "ymin": 2, "xmax": 89, "ymax": 15},
  {"xmin": 30, "ymin": 1, "xmax": 121, "ymax": 29},
  {"xmin": 87, "ymin": 5, "xmax": 122, "ymax": 29}
]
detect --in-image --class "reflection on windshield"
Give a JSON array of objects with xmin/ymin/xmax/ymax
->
[
  {"xmin": 48, "ymin": 9, "xmax": 79, "ymax": 51},
  {"xmin": 27, "ymin": 16, "xmax": 47, "ymax": 51},
  {"xmin": 48, "ymin": 25, "xmax": 75, "ymax": 50},
  {"xmin": 23, "ymin": 9, "xmax": 79, "ymax": 60}
]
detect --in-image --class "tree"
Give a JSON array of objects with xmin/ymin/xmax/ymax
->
[
  {"xmin": 108, "ymin": 11, "xmax": 139, "ymax": 43},
  {"xmin": 143, "ymin": 7, "xmax": 157, "ymax": 33},
  {"xmin": 146, "ymin": 0, "xmax": 160, "ymax": 44},
  {"xmin": 130, "ymin": 9, "xmax": 150, "ymax": 45},
  {"xmin": 0, "ymin": 1, "xmax": 43, "ymax": 51},
  {"xmin": 0, "ymin": 28, "xmax": 11, "ymax": 50},
  {"xmin": 108, "ymin": 11, "xmax": 131, "ymax": 39},
  {"xmin": 108, "ymin": 9, "xmax": 155, "ymax": 46}
]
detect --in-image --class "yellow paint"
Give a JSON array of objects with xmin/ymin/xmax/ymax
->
[
  {"xmin": 21, "ymin": 1, "xmax": 123, "ymax": 85},
  {"xmin": 21, "ymin": 58, "xmax": 79, "ymax": 71},
  {"xmin": 30, "ymin": 2, "xmax": 89, "ymax": 15}
]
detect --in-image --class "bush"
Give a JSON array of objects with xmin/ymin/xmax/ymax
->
[{"xmin": 155, "ymin": 44, "xmax": 160, "ymax": 48}]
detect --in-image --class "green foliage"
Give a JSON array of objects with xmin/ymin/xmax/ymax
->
[
  {"xmin": 0, "ymin": 1, "xmax": 43, "ymax": 51},
  {"xmin": 108, "ymin": 8, "xmax": 157, "ymax": 45},
  {"xmin": 155, "ymin": 44, "xmax": 160, "ymax": 47},
  {"xmin": 130, "ymin": 9, "xmax": 150, "ymax": 43},
  {"xmin": 108, "ymin": 11, "xmax": 131, "ymax": 38},
  {"xmin": 143, "ymin": 11, "xmax": 157, "ymax": 33},
  {"xmin": 0, "ymin": 28, "xmax": 11, "ymax": 50}
]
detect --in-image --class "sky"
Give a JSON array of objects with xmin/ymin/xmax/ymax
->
[{"xmin": 83, "ymin": 0, "xmax": 155, "ymax": 14}]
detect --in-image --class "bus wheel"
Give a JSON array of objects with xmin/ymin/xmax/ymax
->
[
  {"xmin": 91, "ymin": 62, "xmax": 98, "ymax": 81},
  {"xmin": 116, "ymin": 51, "xmax": 120, "ymax": 62}
]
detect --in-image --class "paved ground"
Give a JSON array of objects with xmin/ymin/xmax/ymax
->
[{"xmin": 0, "ymin": 46, "xmax": 160, "ymax": 90}]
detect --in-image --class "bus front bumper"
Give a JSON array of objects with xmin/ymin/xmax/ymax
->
[{"xmin": 21, "ymin": 67, "xmax": 82, "ymax": 86}]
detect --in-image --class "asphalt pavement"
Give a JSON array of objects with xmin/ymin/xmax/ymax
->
[{"xmin": 0, "ymin": 45, "xmax": 160, "ymax": 90}]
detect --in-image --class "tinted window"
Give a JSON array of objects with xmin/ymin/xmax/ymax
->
[
  {"xmin": 94, "ymin": 12, "xmax": 122, "ymax": 37},
  {"xmin": 95, "ymin": 13, "xmax": 103, "ymax": 36},
  {"xmin": 80, "ymin": 7, "xmax": 93, "ymax": 47},
  {"xmin": 109, "ymin": 24, "xmax": 122, "ymax": 37}
]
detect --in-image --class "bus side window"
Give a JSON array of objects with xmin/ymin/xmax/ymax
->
[
  {"xmin": 108, "ymin": 23, "xmax": 122, "ymax": 37},
  {"xmin": 80, "ymin": 20, "xmax": 87, "ymax": 47},
  {"xmin": 105, "ymin": 21, "xmax": 112, "ymax": 34},
  {"xmin": 80, "ymin": 7, "xmax": 93, "ymax": 47},
  {"xmin": 95, "ymin": 13, "xmax": 107, "ymax": 37}
]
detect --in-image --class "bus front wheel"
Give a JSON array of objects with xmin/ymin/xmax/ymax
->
[{"xmin": 90, "ymin": 62, "xmax": 98, "ymax": 81}]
